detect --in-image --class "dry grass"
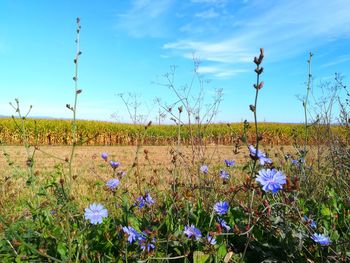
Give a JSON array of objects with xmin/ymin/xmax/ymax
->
[
  {"xmin": 0, "ymin": 145, "xmax": 298, "ymax": 171},
  {"xmin": 0, "ymin": 144, "xmax": 305, "ymax": 223}
]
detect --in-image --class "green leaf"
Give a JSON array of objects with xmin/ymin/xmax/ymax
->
[
  {"xmin": 57, "ymin": 243, "xmax": 67, "ymax": 258},
  {"xmin": 193, "ymin": 251, "xmax": 210, "ymax": 263},
  {"xmin": 128, "ymin": 216, "xmax": 140, "ymax": 230},
  {"xmin": 321, "ymin": 206, "xmax": 331, "ymax": 216},
  {"xmin": 95, "ymin": 180, "xmax": 104, "ymax": 186},
  {"xmin": 217, "ymin": 244, "xmax": 227, "ymax": 259}
]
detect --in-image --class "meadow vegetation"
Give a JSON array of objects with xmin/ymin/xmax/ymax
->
[{"xmin": 0, "ymin": 18, "xmax": 349, "ymax": 262}]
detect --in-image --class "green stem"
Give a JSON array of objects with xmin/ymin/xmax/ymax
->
[
  {"xmin": 303, "ymin": 52, "xmax": 313, "ymax": 161},
  {"xmin": 66, "ymin": 17, "xmax": 81, "ymax": 261}
]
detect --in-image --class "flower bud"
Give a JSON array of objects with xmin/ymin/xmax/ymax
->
[
  {"xmin": 255, "ymin": 67, "xmax": 264, "ymax": 75},
  {"xmin": 258, "ymin": 81, "xmax": 264, "ymax": 90},
  {"xmin": 253, "ymin": 56, "xmax": 259, "ymax": 65},
  {"xmin": 258, "ymin": 48, "xmax": 264, "ymax": 64}
]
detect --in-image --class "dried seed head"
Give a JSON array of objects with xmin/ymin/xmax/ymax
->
[
  {"xmin": 255, "ymin": 67, "xmax": 264, "ymax": 75},
  {"xmin": 254, "ymin": 56, "xmax": 259, "ymax": 65},
  {"xmin": 260, "ymin": 48, "xmax": 264, "ymax": 56},
  {"xmin": 178, "ymin": 106, "xmax": 183, "ymax": 113},
  {"xmin": 249, "ymin": 105, "xmax": 256, "ymax": 112},
  {"xmin": 258, "ymin": 81, "xmax": 264, "ymax": 90},
  {"xmin": 258, "ymin": 48, "xmax": 264, "ymax": 64}
]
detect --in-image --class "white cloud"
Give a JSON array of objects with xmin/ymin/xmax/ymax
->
[
  {"xmin": 164, "ymin": 0, "xmax": 350, "ymax": 69},
  {"xmin": 321, "ymin": 54, "xmax": 350, "ymax": 68},
  {"xmin": 195, "ymin": 8, "xmax": 219, "ymax": 18},
  {"xmin": 197, "ymin": 66, "xmax": 248, "ymax": 78},
  {"xmin": 115, "ymin": 0, "xmax": 174, "ymax": 38},
  {"xmin": 164, "ymin": 40, "xmax": 253, "ymax": 63},
  {"xmin": 191, "ymin": 0, "xmax": 228, "ymax": 5}
]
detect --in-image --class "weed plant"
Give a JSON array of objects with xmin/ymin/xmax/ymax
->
[{"xmin": 0, "ymin": 18, "xmax": 349, "ymax": 262}]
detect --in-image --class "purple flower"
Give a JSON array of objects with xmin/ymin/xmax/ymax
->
[
  {"xmin": 140, "ymin": 241, "xmax": 156, "ymax": 252},
  {"xmin": 255, "ymin": 169, "xmax": 286, "ymax": 194},
  {"xmin": 109, "ymin": 160, "xmax": 120, "ymax": 169},
  {"xmin": 224, "ymin": 160, "xmax": 235, "ymax": 167},
  {"xmin": 84, "ymin": 203, "xmax": 108, "ymax": 225},
  {"xmin": 184, "ymin": 224, "xmax": 202, "ymax": 241},
  {"xmin": 311, "ymin": 233, "xmax": 331, "ymax": 245},
  {"xmin": 214, "ymin": 201, "xmax": 229, "ymax": 215},
  {"xmin": 137, "ymin": 196, "xmax": 146, "ymax": 209},
  {"xmin": 249, "ymin": 145, "xmax": 272, "ymax": 165},
  {"xmin": 219, "ymin": 169, "xmax": 230, "ymax": 180},
  {"xmin": 117, "ymin": 170, "xmax": 126, "ymax": 177},
  {"xmin": 101, "ymin": 152, "xmax": 108, "ymax": 161},
  {"xmin": 123, "ymin": 226, "xmax": 141, "ymax": 244},
  {"xmin": 291, "ymin": 159, "xmax": 299, "ymax": 166},
  {"xmin": 200, "ymin": 165, "xmax": 208, "ymax": 174},
  {"xmin": 303, "ymin": 216, "xmax": 317, "ymax": 229},
  {"xmin": 207, "ymin": 235, "xmax": 217, "ymax": 245},
  {"xmin": 145, "ymin": 193, "xmax": 154, "ymax": 205},
  {"xmin": 217, "ymin": 218, "xmax": 231, "ymax": 231},
  {"xmin": 292, "ymin": 158, "xmax": 305, "ymax": 167},
  {"xmin": 310, "ymin": 220, "xmax": 317, "ymax": 229},
  {"xmin": 138, "ymin": 235, "xmax": 156, "ymax": 252},
  {"xmin": 106, "ymin": 178, "xmax": 120, "ymax": 190},
  {"xmin": 136, "ymin": 193, "xmax": 154, "ymax": 208}
]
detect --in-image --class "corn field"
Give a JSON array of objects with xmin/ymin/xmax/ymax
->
[{"xmin": 0, "ymin": 118, "xmax": 346, "ymax": 146}]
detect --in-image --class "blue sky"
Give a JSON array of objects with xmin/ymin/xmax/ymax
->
[{"xmin": 0, "ymin": 0, "xmax": 349, "ymax": 123}]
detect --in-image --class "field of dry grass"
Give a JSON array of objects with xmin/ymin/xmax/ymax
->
[
  {"xmin": 0, "ymin": 144, "xmax": 319, "ymax": 225},
  {"xmin": 1, "ymin": 144, "xmax": 296, "ymax": 174}
]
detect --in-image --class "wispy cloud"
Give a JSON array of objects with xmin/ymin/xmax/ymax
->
[
  {"xmin": 164, "ymin": 0, "xmax": 350, "ymax": 76},
  {"xmin": 191, "ymin": 0, "xmax": 228, "ymax": 5},
  {"xmin": 321, "ymin": 54, "xmax": 350, "ymax": 68},
  {"xmin": 197, "ymin": 66, "xmax": 248, "ymax": 78},
  {"xmin": 115, "ymin": 0, "xmax": 174, "ymax": 38},
  {"xmin": 195, "ymin": 8, "xmax": 219, "ymax": 19},
  {"xmin": 164, "ymin": 40, "xmax": 253, "ymax": 63}
]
